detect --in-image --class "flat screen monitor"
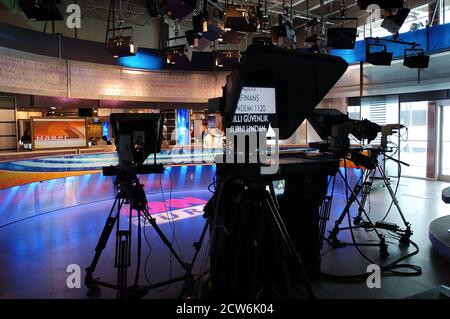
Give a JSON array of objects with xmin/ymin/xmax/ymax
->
[
  {"xmin": 110, "ymin": 113, "xmax": 163, "ymax": 167},
  {"xmin": 228, "ymin": 86, "xmax": 276, "ymax": 133},
  {"xmin": 221, "ymin": 45, "xmax": 348, "ymax": 139},
  {"xmin": 31, "ymin": 117, "xmax": 87, "ymax": 150}
]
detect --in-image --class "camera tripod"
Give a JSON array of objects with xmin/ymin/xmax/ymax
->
[
  {"xmin": 326, "ymin": 149, "xmax": 412, "ymax": 256},
  {"xmin": 352, "ymin": 152, "xmax": 412, "ymax": 245},
  {"xmin": 85, "ymin": 166, "xmax": 208, "ymax": 299},
  {"xmin": 208, "ymin": 165, "xmax": 319, "ymax": 299},
  {"xmin": 326, "ymin": 164, "xmax": 389, "ymax": 257}
]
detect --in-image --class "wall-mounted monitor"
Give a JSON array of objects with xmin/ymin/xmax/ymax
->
[{"xmin": 31, "ymin": 117, "xmax": 88, "ymax": 150}]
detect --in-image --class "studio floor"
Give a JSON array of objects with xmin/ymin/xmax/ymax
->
[{"xmin": 0, "ymin": 175, "xmax": 449, "ymax": 299}]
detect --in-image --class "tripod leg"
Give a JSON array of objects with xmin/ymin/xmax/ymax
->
[
  {"xmin": 377, "ymin": 164, "xmax": 412, "ymax": 244},
  {"xmin": 134, "ymin": 208, "xmax": 142, "ymax": 287},
  {"xmin": 268, "ymin": 182, "xmax": 280, "ymax": 209},
  {"xmin": 264, "ymin": 191, "xmax": 315, "ymax": 299},
  {"xmin": 319, "ymin": 196, "xmax": 333, "ymax": 250},
  {"xmin": 328, "ymin": 182, "xmax": 362, "ymax": 245},
  {"xmin": 266, "ymin": 195, "xmax": 292, "ymax": 298},
  {"xmin": 191, "ymin": 219, "xmax": 209, "ymax": 267},
  {"xmin": 178, "ymin": 218, "xmax": 209, "ymax": 298},
  {"xmin": 142, "ymin": 209, "xmax": 187, "ymax": 270},
  {"xmin": 85, "ymin": 197, "xmax": 123, "ymax": 293},
  {"xmin": 115, "ymin": 230, "xmax": 131, "ymax": 299},
  {"xmin": 355, "ymin": 169, "xmax": 375, "ymax": 225},
  {"xmin": 333, "ymin": 170, "xmax": 389, "ymax": 256}
]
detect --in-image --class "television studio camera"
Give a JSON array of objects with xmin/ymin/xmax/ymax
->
[
  {"xmin": 204, "ymin": 45, "xmax": 349, "ymax": 299},
  {"xmin": 307, "ymin": 109, "xmax": 413, "ymax": 256},
  {"xmin": 204, "ymin": 45, "xmax": 415, "ymax": 299},
  {"xmin": 84, "ymin": 114, "xmax": 208, "ymax": 299}
]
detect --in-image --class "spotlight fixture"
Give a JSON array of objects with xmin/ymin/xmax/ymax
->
[
  {"xmin": 403, "ymin": 48, "xmax": 430, "ymax": 68},
  {"xmin": 327, "ymin": 28, "xmax": 357, "ymax": 49},
  {"xmin": 366, "ymin": 43, "xmax": 393, "ymax": 66},
  {"xmin": 270, "ymin": 14, "xmax": 296, "ymax": 47},
  {"xmin": 161, "ymin": 0, "xmax": 197, "ymax": 21},
  {"xmin": 185, "ymin": 30, "xmax": 199, "ymax": 48},
  {"xmin": 381, "ymin": 8, "xmax": 410, "ymax": 34},
  {"xmin": 192, "ymin": 12, "xmax": 214, "ymax": 36},
  {"xmin": 191, "ymin": 0, "xmax": 210, "ymax": 37},
  {"xmin": 107, "ymin": 35, "xmax": 137, "ymax": 58},
  {"xmin": 202, "ymin": 23, "xmax": 225, "ymax": 42},
  {"xmin": 202, "ymin": 16, "xmax": 209, "ymax": 33},
  {"xmin": 19, "ymin": 0, "xmax": 64, "ymax": 21},
  {"xmin": 214, "ymin": 50, "xmax": 239, "ymax": 69},
  {"xmin": 220, "ymin": 31, "xmax": 244, "ymax": 44},
  {"xmin": 223, "ymin": 4, "xmax": 258, "ymax": 32},
  {"xmin": 357, "ymin": 0, "xmax": 404, "ymax": 9},
  {"xmin": 165, "ymin": 45, "xmax": 191, "ymax": 65},
  {"xmin": 327, "ymin": 18, "xmax": 357, "ymax": 49},
  {"xmin": 192, "ymin": 13, "xmax": 204, "ymax": 34}
]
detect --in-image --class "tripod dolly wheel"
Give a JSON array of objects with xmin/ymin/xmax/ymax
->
[
  {"xmin": 379, "ymin": 237, "xmax": 389, "ymax": 258},
  {"xmin": 353, "ymin": 214, "xmax": 362, "ymax": 226}
]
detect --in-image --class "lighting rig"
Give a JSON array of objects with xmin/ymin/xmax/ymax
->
[
  {"xmin": 365, "ymin": 37, "xmax": 430, "ymax": 70},
  {"xmin": 326, "ymin": 3, "xmax": 358, "ymax": 50},
  {"xmin": 214, "ymin": 50, "xmax": 240, "ymax": 68},
  {"xmin": 19, "ymin": 0, "xmax": 64, "ymax": 21},
  {"xmin": 165, "ymin": 22, "xmax": 195, "ymax": 65},
  {"xmin": 105, "ymin": 1, "xmax": 137, "ymax": 58}
]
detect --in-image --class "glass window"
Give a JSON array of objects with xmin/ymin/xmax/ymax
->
[
  {"xmin": 399, "ymin": 102, "xmax": 429, "ymax": 178},
  {"xmin": 441, "ymin": 1, "xmax": 450, "ymax": 24},
  {"xmin": 347, "ymin": 105, "xmax": 361, "ymax": 120},
  {"xmin": 442, "ymin": 106, "xmax": 450, "ymax": 176}
]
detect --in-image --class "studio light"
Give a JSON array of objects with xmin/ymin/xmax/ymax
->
[
  {"xmin": 366, "ymin": 43, "xmax": 393, "ymax": 66},
  {"xmin": 404, "ymin": 48, "xmax": 430, "ymax": 68},
  {"xmin": 381, "ymin": 8, "xmax": 410, "ymax": 34},
  {"xmin": 192, "ymin": 13, "xmax": 203, "ymax": 34},
  {"xmin": 327, "ymin": 18, "xmax": 358, "ymax": 50},
  {"xmin": 203, "ymin": 17, "xmax": 209, "ymax": 33},
  {"xmin": 185, "ymin": 30, "xmax": 198, "ymax": 48},
  {"xmin": 220, "ymin": 31, "xmax": 244, "ymax": 44},
  {"xmin": 270, "ymin": 14, "xmax": 296, "ymax": 47},
  {"xmin": 223, "ymin": 4, "xmax": 258, "ymax": 32},
  {"xmin": 161, "ymin": 0, "xmax": 197, "ymax": 21},
  {"xmin": 107, "ymin": 36, "xmax": 137, "ymax": 58},
  {"xmin": 19, "ymin": 0, "xmax": 64, "ymax": 21},
  {"xmin": 165, "ymin": 45, "xmax": 191, "ymax": 65},
  {"xmin": 193, "ymin": 11, "xmax": 208, "ymax": 33},
  {"xmin": 214, "ymin": 50, "xmax": 239, "ymax": 69},
  {"xmin": 327, "ymin": 28, "xmax": 357, "ymax": 49}
]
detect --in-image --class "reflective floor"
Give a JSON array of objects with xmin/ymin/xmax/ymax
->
[{"xmin": 0, "ymin": 176, "xmax": 449, "ymax": 299}]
